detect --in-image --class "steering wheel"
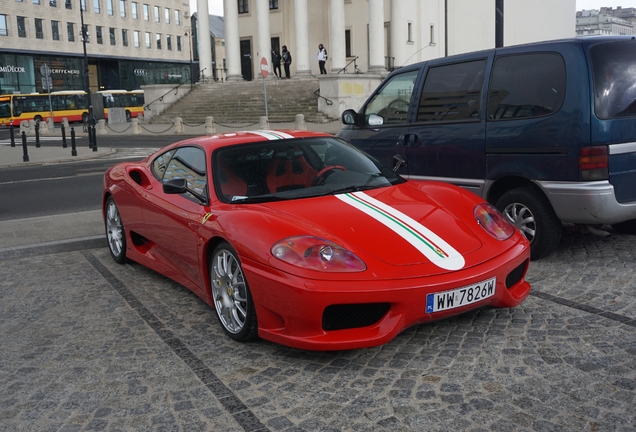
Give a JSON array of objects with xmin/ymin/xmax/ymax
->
[
  {"xmin": 387, "ymin": 99, "xmax": 409, "ymax": 116},
  {"xmin": 312, "ymin": 165, "xmax": 347, "ymax": 186}
]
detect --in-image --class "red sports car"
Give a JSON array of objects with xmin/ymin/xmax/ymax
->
[{"xmin": 103, "ymin": 130, "xmax": 531, "ymax": 350}]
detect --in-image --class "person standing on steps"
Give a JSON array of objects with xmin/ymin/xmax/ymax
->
[
  {"xmin": 271, "ymin": 49, "xmax": 282, "ymax": 79},
  {"xmin": 317, "ymin": 43, "xmax": 328, "ymax": 74},
  {"xmin": 282, "ymin": 45, "xmax": 292, "ymax": 79}
]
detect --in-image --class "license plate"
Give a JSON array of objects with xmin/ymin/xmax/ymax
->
[{"xmin": 426, "ymin": 277, "xmax": 496, "ymax": 313}]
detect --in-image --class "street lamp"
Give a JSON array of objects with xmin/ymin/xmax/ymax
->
[
  {"xmin": 79, "ymin": 0, "xmax": 96, "ymax": 148},
  {"xmin": 183, "ymin": 26, "xmax": 193, "ymax": 89}
]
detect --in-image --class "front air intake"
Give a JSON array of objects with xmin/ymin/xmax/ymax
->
[{"xmin": 322, "ymin": 303, "xmax": 390, "ymax": 331}]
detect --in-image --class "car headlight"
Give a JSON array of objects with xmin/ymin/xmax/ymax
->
[
  {"xmin": 474, "ymin": 203, "xmax": 515, "ymax": 240},
  {"xmin": 271, "ymin": 236, "xmax": 366, "ymax": 272}
]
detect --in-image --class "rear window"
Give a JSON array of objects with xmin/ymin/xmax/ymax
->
[{"xmin": 591, "ymin": 40, "xmax": 636, "ymax": 119}]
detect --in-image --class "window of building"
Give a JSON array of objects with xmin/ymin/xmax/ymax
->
[
  {"xmin": 488, "ymin": 53, "xmax": 566, "ymax": 120},
  {"xmin": 67, "ymin": 22, "xmax": 75, "ymax": 41},
  {"xmin": 122, "ymin": 28, "xmax": 128, "ymax": 46},
  {"xmin": 177, "ymin": 35, "xmax": 182, "ymax": 51},
  {"xmin": 238, "ymin": 0, "xmax": 249, "ymax": 14},
  {"xmin": 269, "ymin": 0, "xmax": 278, "ymax": 10},
  {"xmin": 166, "ymin": 34, "xmax": 172, "ymax": 50},
  {"xmin": 109, "ymin": 27, "xmax": 115, "ymax": 45},
  {"xmin": 51, "ymin": 20, "xmax": 59, "ymax": 40},
  {"xmin": 145, "ymin": 31, "xmax": 150, "ymax": 48},
  {"xmin": 80, "ymin": 0, "xmax": 86, "ymax": 10},
  {"xmin": 50, "ymin": 0, "xmax": 57, "ymax": 6},
  {"xmin": 120, "ymin": 0, "xmax": 126, "ymax": 17},
  {"xmin": 345, "ymin": 29, "xmax": 351, "ymax": 57},
  {"xmin": 94, "ymin": 0, "xmax": 100, "ymax": 13},
  {"xmin": 417, "ymin": 60, "xmax": 486, "ymax": 123},
  {"xmin": 133, "ymin": 30, "xmax": 139, "ymax": 47},
  {"xmin": 82, "ymin": 24, "xmax": 89, "ymax": 42},
  {"xmin": 107, "ymin": 0, "xmax": 113, "ymax": 15},
  {"xmin": 132, "ymin": 2, "xmax": 137, "ymax": 19},
  {"xmin": 0, "ymin": 15, "xmax": 7, "ymax": 37},
  {"xmin": 96, "ymin": 25, "xmax": 103, "ymax": 43},
  {"xmin": 430, "ymin": 24, "xmax": 435, "ymax": 45},
  {"xmin": 164, "ymin": 8, "xmax": 170, "ymax": 24},
  {"xmin": 143, "ymin": 4, "xmax": 149, "ymax": 20},
  {"xmin": 154, "ymin": 6, "xmax": 160, "ymax": 22},
  {"xmin": 17, "ymin": 16, "xmax": 27, "ymax": 38},
  {"xmin": 35, "ymin": 18, "xmax": 44, "ymax": 39},
  {"xmin": 33, "ymin": 0, "xmax": 41, "ymax": 4},
  {"xmin": 156, "ymin": 33, "xmax": 161, "ymax": 49},
  {"xmin": 174, "ymin": 10, "xmax": 180, "ymax": 25},
  {"xmin": 407, "ymin": 22, "xmax": 413, "ymax": 43},
  {"xmin": 65, "ymin": 0, "xmax": 72, "ymax": 9}
]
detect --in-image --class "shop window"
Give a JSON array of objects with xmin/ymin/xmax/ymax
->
[
  {"xmin": 269, "ymin": 0, "xmax": 278, "ymax": 9},
  {"xmin": 167, "ymin": 34, "xmax": 172, "ymax": 50},
  {"xmin": 122, "ymin": 28, "xmax": 128, "ymax": 46},
  {"xmin": 96, "ymin": 26, "xmax": 103, "ymax": 44},
  {"xmin": 35, "ymin": 18, "xmax": 44, "ymax": 39},
  {"xmin": 120, "ymin": 0, "xmax": 126, "ymax": 18},
  {"xmin": 67, "ymin": 22, "xmax": 75, "ymax": 41},
  {"xmin": 17, "ymin": 16, "xmax": 27, "ymax": 38},
  {"xmin": 0, "ymin": 15, "xmax": 7, "ymax": 36},
  {"xmin": 109, "ymin": 27, "xmax": 115, "ymax": 45},
  {"xmin": 156, "ymin": 33, "xmax": 162, "ymax": 50},
  {"xmin": 154, "ymin": 6, "xmax": 160, "ymax": 22},
  {"xmin": 94, "ymin": 0, "xmax": 100, "ymax": 13},
  {"xmin": 238, "ymin": 0, "xmax": 249, "ymax": 14},
  {"xmin": 132, "ymin": 2, "xmax": 138, "ymax": 19},
  {"xmin": 51, "ymin": 20, "xmax": 59, "ymax": 40}
]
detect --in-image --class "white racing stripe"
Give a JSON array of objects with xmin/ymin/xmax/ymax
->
[
  {"xmin": 336, "ymin": 191, "xmax": 465, "ymax": 271},
  {"xmin": 249, "ymin": 130, "xmax": 295, "ymax": 140}
]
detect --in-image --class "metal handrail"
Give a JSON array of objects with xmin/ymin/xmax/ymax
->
[
  {"xmin": 144, "ymin": 80, "xmax": 188, "ymax": 112},
  {"xmin": 313, "ymin": 89, "xmax": 333, "ymax": 106},
  {"xmin": 337, "ymin": 56, "xmax": 360, "ymax": 74}
]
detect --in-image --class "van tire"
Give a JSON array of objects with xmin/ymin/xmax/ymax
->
[
  {"xmin": 496, "ymin": 187, "xmax": 562, "ymax": 260},
  {"xmin": 612, "ymin": 219, "xmax": 636, "ymax": 234}
]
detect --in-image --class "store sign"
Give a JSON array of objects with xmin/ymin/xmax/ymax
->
[
  {"xmin": 134, "ymin": 69, "xmax": 147, "ymax": 76},
  {"xmin": 50, "ymin": 68, "xmax": 80, "ymax": 75},
  {"xmin": 162, "ymin": 73, "xmax": 182, "ymax": 79},
  {"xmin": 0, "ymin": 65, "xmax": 26, "ymax": 73}
]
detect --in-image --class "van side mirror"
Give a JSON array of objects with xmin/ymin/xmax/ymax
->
[{"xmin": 341, "ymin": 109, "xmax": 358, "ymax": 125}]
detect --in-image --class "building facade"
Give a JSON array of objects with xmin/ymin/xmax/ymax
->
[
  {"xmin": 576, "ymin": 8, "xmax": 636, "ymax": 36},
  {"xmin": 206, "ymin": 0, "xmax": 575, "ymax": 81},
  {"xmin": 0, "ymin": 0, "xmax": 192, "ymax": 94}
]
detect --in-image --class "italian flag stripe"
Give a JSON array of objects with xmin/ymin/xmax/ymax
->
[
  {"xmin": 336, "ymin": 191, "xmax": 465, "ymax": 270},
  {"xmin": 250, "ymin": 130, "xmax": 295, "ymax": 140}
]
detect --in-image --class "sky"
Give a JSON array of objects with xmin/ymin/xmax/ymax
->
[{"xmin": 189, "ymin": 0, "xmax": 636, "ymax": 17}]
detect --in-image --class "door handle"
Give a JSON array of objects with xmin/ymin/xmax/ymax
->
[{"xmin": 398, "ymin": 134, "xmax": 419, "ymax": 147}]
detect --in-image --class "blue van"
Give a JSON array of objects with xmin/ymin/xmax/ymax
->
[{"xmin": 337, "ymin": 36, "xmax": 636, "ymax": 259}]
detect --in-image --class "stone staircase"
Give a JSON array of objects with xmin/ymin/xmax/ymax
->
[{"xmin": 148, "ymin": 78, "xmax": 334, "ymax": 125}]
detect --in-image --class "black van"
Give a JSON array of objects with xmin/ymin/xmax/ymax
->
[{"xmin": 337, "ymin": 36, "xmax": 636, "ymax": 259}]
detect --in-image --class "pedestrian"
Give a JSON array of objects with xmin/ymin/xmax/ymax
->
[
  {"xmin": 271, "ymin": 49, "xmax": 282, "ymax": 79},
  {"xmin": 317, "ymin": 43, "xmax": 328, "ymax": 74},
  {"xmin": 281, "ymin": 45, "xmax": 292, "ymax": 79}
]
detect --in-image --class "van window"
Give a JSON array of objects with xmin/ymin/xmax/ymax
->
[
  {"xmin": 487, "ymin": 53, "xmax": 565, "ymax": 120},
  {"xmin": 417, "ymin": 60, "xmax": 485, "ymax": 123},
  {"xmin": 591, "ymin": 40, "xmax": 636, "ymax": 119},
  {"xmin": 363, "ymin": 70, "xmax": 419, "ymax": 125}
]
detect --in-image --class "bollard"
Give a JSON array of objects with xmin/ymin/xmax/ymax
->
[
  {"xmin": 71, "ymin": 127, "xmax": 77, "ymax": 156},
  {"xmin": 10, "ymin": 126, "xmax": 15, "ymax": 147},
  {"xmin": 295, "ymin": 114, "xmax": 306, "ymax": 130},
  {"xmin": 61, "ymin": 124, "xmax": 67, "ymax": 148},
  {"xmin": 205, "ymin": 116, "xmax": 216, "ymax": 134},
  {"xmin": 92, "ymin": 125, "xmax": 98, "ymax": 151},
  {"xmin": 35, "ymin": 121, "xmax": 40, "ymax": 148},
  {"xmin": 173, "ymin": 117, "xmax": 185, "ymax": 134},
  {"xmin": 259, "ymin": 116, "xmax": 270, "ymax": 130},
  {"xmin": 22, "ymin": 131, "xmax": 29, "ymax": 162}
]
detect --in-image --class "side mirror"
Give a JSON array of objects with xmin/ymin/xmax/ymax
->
[
  {"xmin": 341, "ymin": 109, "xmax": 358, "ymax": 125},
  {"xmin": 368, "ymin": 114, "xmax": 384, "ymax": 126}
]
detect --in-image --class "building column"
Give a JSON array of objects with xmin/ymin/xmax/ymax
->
[
  {"xmin": 368, "ymin": 0, "xmax": 385, "ymax": 73},
  {"xmin": 390, "ymin": 0, "xmax": 408, "ymax": 68},
  {"xmin": 329, "ymin": 0, "xmax": 346, "ymax": 73},
  {"xmin": 196, "ymin": 0, "xmax": 213, "ymax": 79},
  {"xmin": 255, "ymin": 0, "xmax": 273, "ymax": 78},
  {"xmin": 224, "ymin": 0, "xmax": 243, "ymax": 82},
  {"xmin": 294, "ymin": 0, "xmax": 312, "ymax": 77}
]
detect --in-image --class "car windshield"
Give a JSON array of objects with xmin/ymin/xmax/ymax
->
[
  {"xmin": 213, "ymin": 137, "xmax": 404, "ymax": 203},
  {"xmin": 591, "ymin": 39, "xmax": 636, "ymax": 119}
]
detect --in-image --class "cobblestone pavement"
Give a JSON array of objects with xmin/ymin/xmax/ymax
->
[{"xmin": 1, "ymin": 225, "xmax": 635, "ymax": 431}]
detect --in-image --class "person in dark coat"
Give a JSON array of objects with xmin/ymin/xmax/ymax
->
[
  {"xmin": 271, "ymin": 49, "xmax": 282, "ymax": 79},
  {"xmin": 281, "ymin": 45, "xmax": 292, "ymax": 79}
]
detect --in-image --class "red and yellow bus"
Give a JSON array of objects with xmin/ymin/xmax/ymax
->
[
  {"xmin": 0, "ymin": 91, "xmax": 89, "ymax": 126},
  {"xmin": 99, "ymin": 90, "xmax": 145, "ymax": 120}
]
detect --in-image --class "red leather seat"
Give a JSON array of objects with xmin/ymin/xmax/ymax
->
[
  {"xmin": 217, "ymin": 157, "xmax": 248, "ymax": 201},
  {"xmin": 266, "ymin": 147, "xmax": 318, "ymax": 193}
]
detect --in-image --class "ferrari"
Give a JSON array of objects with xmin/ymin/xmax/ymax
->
[{"xmin": 102, "ymin": 130, "xmax": 531, "ymax": 351}]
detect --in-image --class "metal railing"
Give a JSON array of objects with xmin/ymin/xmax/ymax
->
[
  {"xmin": 314, "ymin": 89, "xmax": 333, "ymax": 106},
  {"xmin": 143, "ymin": 80, "xmax": 188, "ymax": 112},
  {"xmin": 337, "ymin": 56, "xmax": 360, "ymax": 74}
]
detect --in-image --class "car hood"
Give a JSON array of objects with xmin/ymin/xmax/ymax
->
[{"xmin": 260, "ymin": 185, "xmax": 483, "ymax": 272}]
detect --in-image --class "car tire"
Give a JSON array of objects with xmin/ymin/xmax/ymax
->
[
  {"xmin": 612, "ymin": 218, "xmax": 636, "ymax": 234},
  {"xmin": 210, "ymin": 242, "xmax": 258, "ymax": 342},
  {"xmin": 105, "ymin": 196, "xmax": 127, "ymax": 264},
  {"xmin": 496, "ymin": 187, "xmax": 562, "ymax": 260}
]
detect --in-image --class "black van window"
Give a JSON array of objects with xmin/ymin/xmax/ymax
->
[
  {"xmin": 417, "ymin": 60, "xmax": 485, "ymax": 123},
  {"xmin": 591, "ymin": 40, "xmax": 636, "ymax": 119},
  {"xmin": 362, "ymin": 70, "xmax": 419, "ymax": 125},
  {"xmin": 487, "ymin": 53, "xmax": 565, "ymax": 121}
]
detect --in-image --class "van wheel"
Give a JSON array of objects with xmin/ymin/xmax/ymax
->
[
  {"xmin": 496, "ymin": 187, "xmax": 562, "ymax": 260},
  {"xmin": 612, "ymin": 219, "xmax": 636, "ymax": 234}
]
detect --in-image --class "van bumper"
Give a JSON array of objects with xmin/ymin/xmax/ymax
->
[{"xmin": 538, "ymin": 180, "xmax": 636, "ymax": 225}]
